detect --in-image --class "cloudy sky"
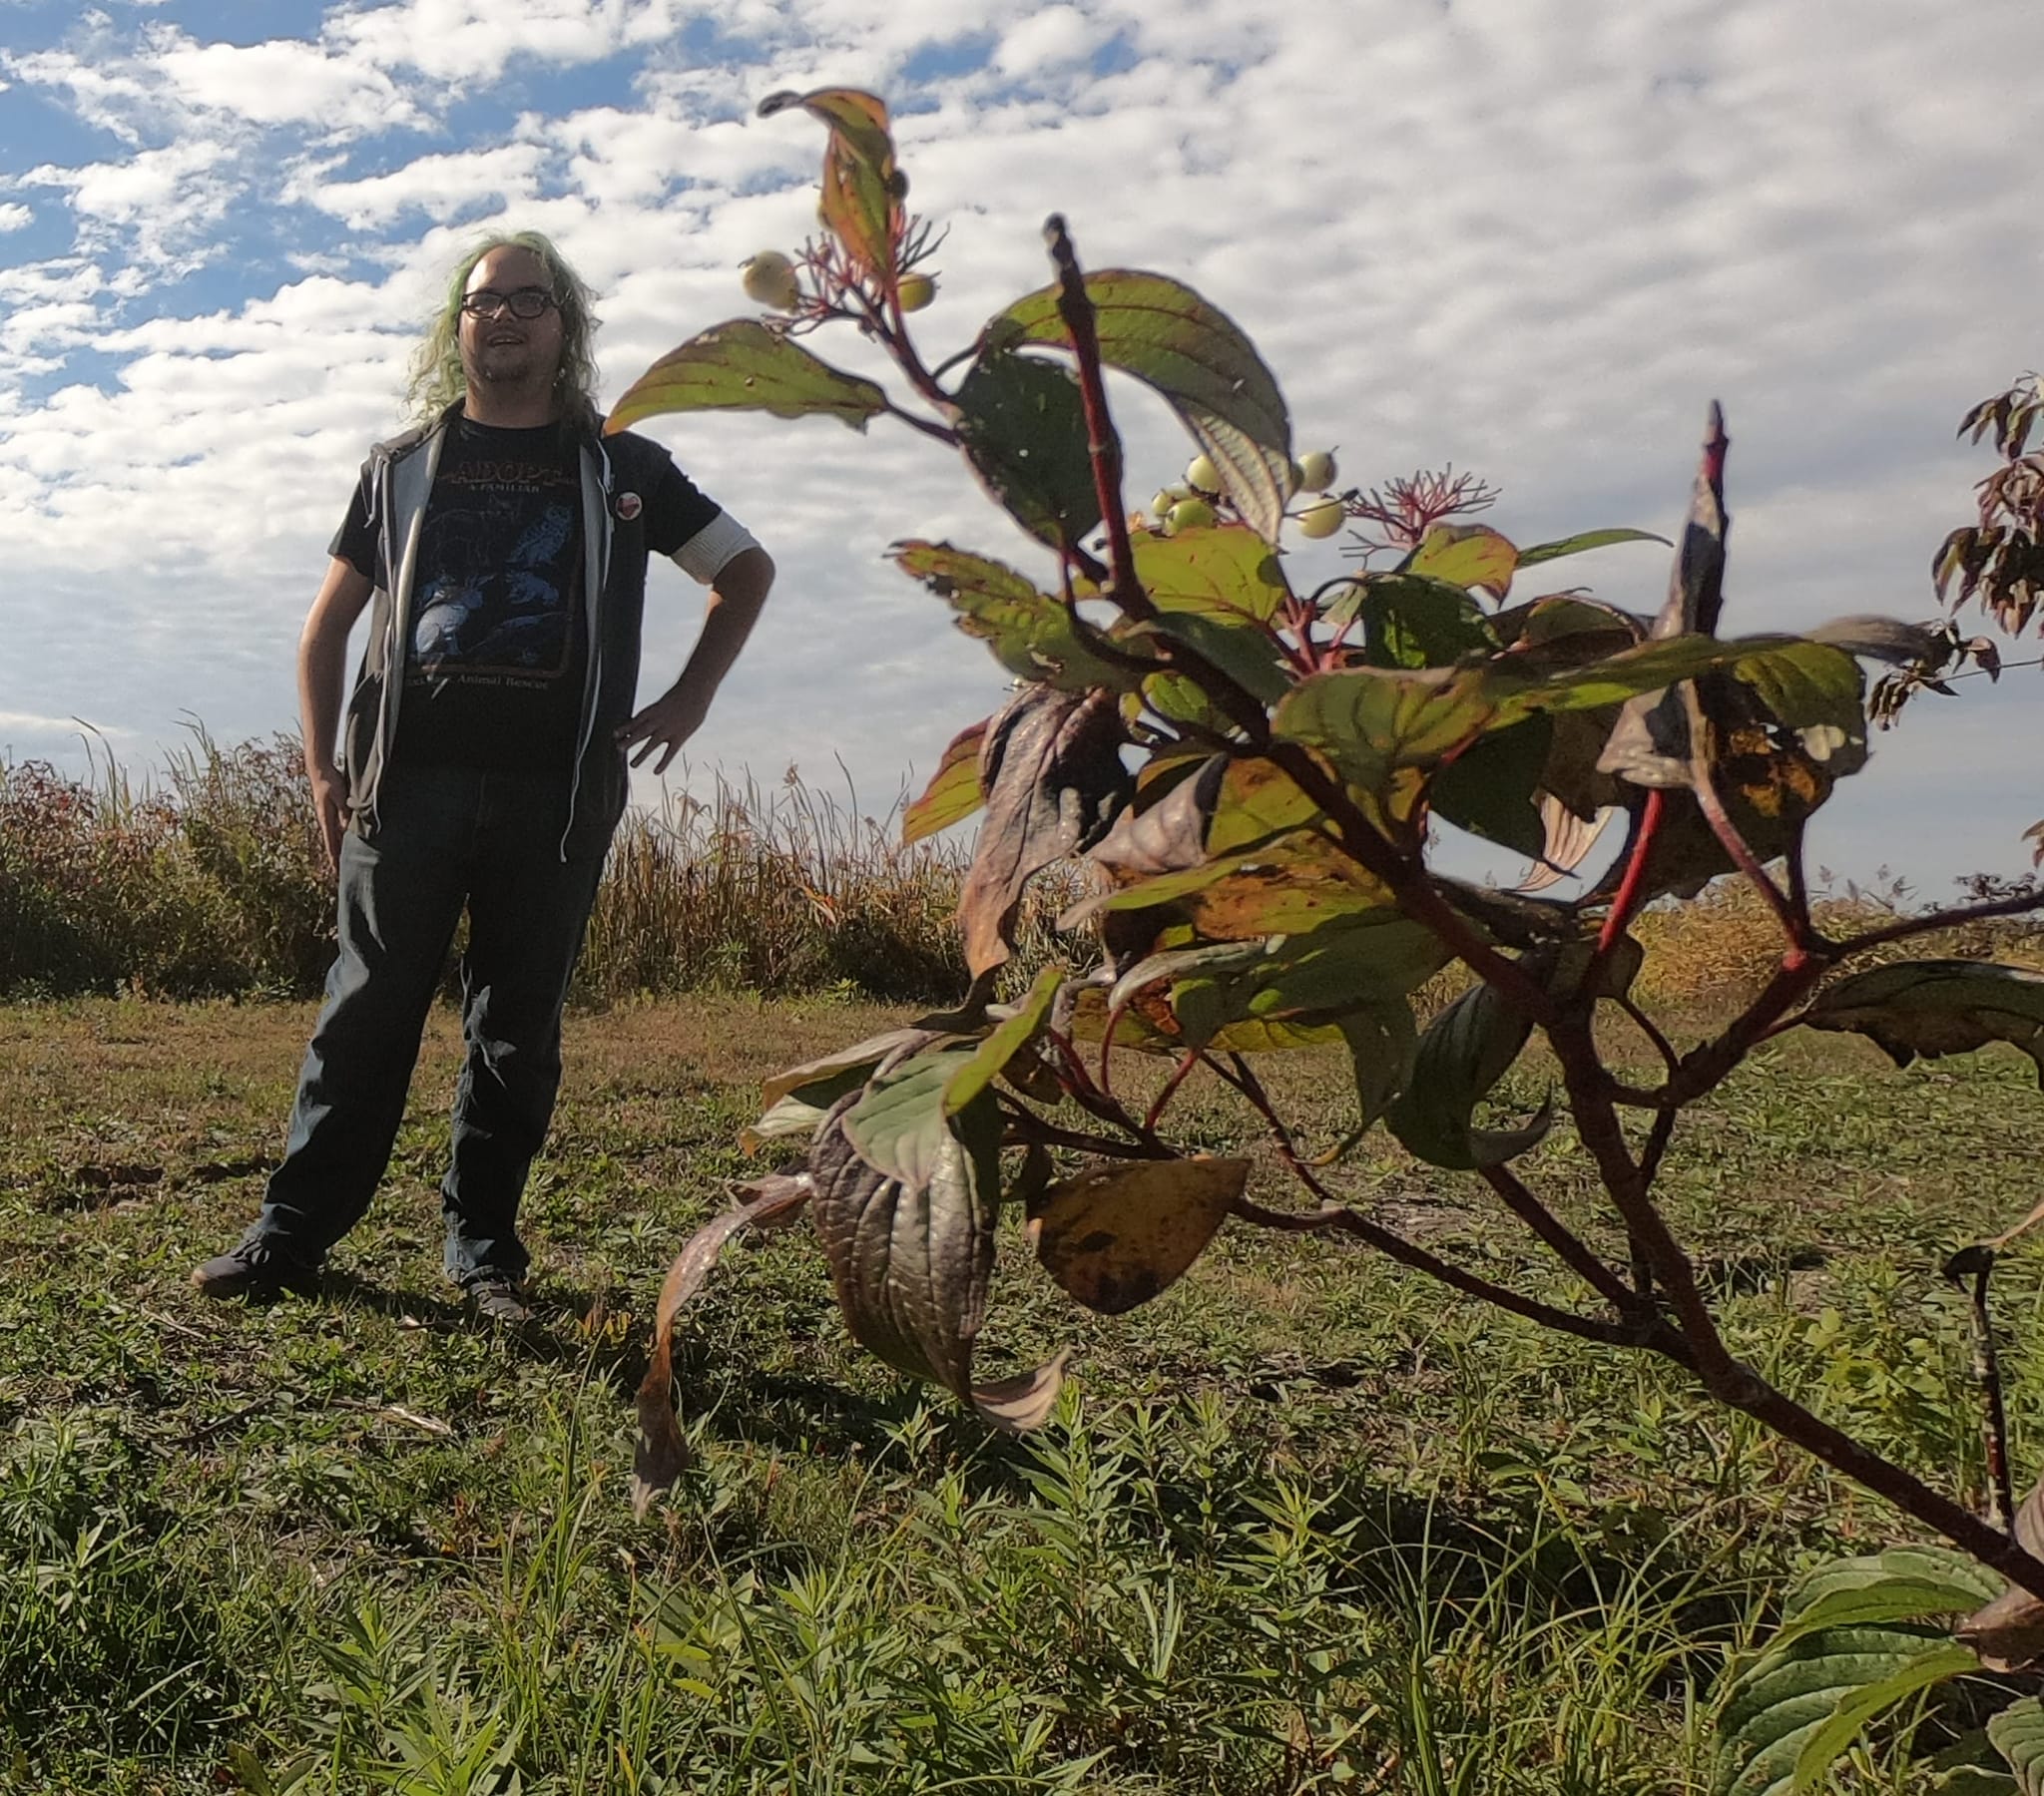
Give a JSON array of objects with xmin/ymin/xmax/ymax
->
[{"xmin": 2, "ymin": 0, "xmax": 2040, "ymax": 894}]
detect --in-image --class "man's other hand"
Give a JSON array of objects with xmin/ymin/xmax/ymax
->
[
  {"xmin": 309, "ymin": 765, "xmax": 351, "ymax": 871},
  {"xmin": 616, "ymin": 673, "xmax": 714, "ymax": 776}
]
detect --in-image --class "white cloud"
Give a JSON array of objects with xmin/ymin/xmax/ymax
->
[
  {"xmin": 0, "ymin": 201, "xmax": 30, "ymax": 230},
  {"xmin": 993, "ymin": 5, "xmax": 1103, "ymax": 78},
  {"xmin": 154, "ymin": 33, "xmax": 422, "ymax": 132},
  {"xmin": 4, "ymin": 0, "xmax": 2044, "ymax": 886},
  {"xmin": 289, "ymin": 142, "xmax": 548, "ymax": 228}
]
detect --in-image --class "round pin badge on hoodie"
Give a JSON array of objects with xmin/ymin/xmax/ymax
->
[{"xmin": 615, "ymin": 491, "xmax": 643, "ymax": 521}]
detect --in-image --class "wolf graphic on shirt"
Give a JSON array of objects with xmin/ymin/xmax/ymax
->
[{"xmin": 411, "ymin": 499, "xmax": 578, "ymax": 682}]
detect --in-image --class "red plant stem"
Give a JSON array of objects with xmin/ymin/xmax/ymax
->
[
  {"xmin": 1616, "ymin": 994, "xmax": 1682, "ymax": 1081},
  {"xmin": 1691, "ymin": 760, "xmax": 1809, "ymax": 952},
  {"xmin": 1595, "ymin": 789, "xmax": 1666, "ymax": 957},
  {"xmin": 1001, "ymin": 1106, "xmax": 1170, "ymax": 1161},
  {"xmin": 1232, "ymin": 1193, "xmax": 1685, "ymax": 1360},
  {"xmin": 1045, "ymin": 217, "xmax": 1149, "ymax": 627},
  {"xmin": 1095, "ymin": 1003, "xmax": 1125, "ymax": 1103},
  {"xmin": 1550, "ymin": 1014, "xmax": 2044, "ymax": 1594},
  {"xmin": 1551, "ymin": 1014, "xmax": 1743, "ymax": 1383},
  {"xmin": 1663, "ymin": 953, "xmax": 1830, "ymax": 1106},
  {"xmin": 1143, "ymin": 1049, "xmax": 1203, "ymax": 1133},
  {"xmin": 1477, "ymin": 1163, "xmax": 1638, "ymax": 1314}
]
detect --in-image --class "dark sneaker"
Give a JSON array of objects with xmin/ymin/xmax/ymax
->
[
  {"xmin": 191, "ymin": 1240, "xmax": 319, "ymax": 1300},
  {"xmin": 464, "ymin": 1275, "xmax": 534, "ymax": 1327}
]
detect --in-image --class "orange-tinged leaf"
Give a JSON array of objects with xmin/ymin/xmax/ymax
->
[
  {"xmin": 1032, "ymin": 1156, "xmax": 1250, "ymax": 1313},
  {"xmin": 903, "ymin": 718, "xmax": 988, "ymax": 844},
  {"xmin": 758, "ymin": 87, "xmax": 903, "ymax": 282}
]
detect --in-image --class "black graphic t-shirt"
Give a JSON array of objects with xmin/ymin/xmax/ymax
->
[
  {"xmin": 371, "ymin": 419, "xmax": 584, "ymax": 770},
  {"xmin": 331, "ymin": 416, "xmax": 731, "ymax": 775}
]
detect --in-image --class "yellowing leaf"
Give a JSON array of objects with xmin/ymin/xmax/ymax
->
[
  {"xmin": 606, "ymin": 320, "xmax": 889, "ymax": 434},
  {"xmin": 1404, "ymin": 523, "xmax": 1519, "ymax": 596},
  {"xmin": 1032, "ymin": 1157, "xmax": 1249, "ymax": 1313},
  {"xmin": 903, "ymin": 718, "xmax": 988, "ymax": 844}
]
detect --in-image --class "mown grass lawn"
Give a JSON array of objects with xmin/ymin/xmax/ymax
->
[{"xmin": 4, "ymin": 994, "xmax": 2042, "ymax": 1793}]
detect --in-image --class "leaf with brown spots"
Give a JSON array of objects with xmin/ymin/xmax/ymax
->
[{"xmin": 1031, "ymin": 1156, "xmax": 1250, "ymax": 1314}]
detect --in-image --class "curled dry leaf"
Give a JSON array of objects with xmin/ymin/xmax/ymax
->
[
  {"xmin": 960, "ymin": 682, "xmax": 1130, "ymax": 977},
  {"xmin": 1960, "ymin": 1474, "xmax": 2044, "ymax": 1671},
  {"xmin": 1031, "ymin": 1156, "xmax": 1250, "ymax": 1314},
  {"xmin": 634, "ymin": 1171, "xmax": 813, "ymax": 1519}
]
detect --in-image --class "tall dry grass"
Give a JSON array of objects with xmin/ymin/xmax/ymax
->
[
  {"xmin": 3, "ymin": 726, "xmax": 2033, "ymax": 1010},
  {"xmin": 0, "ymin": 733, "xmax": 1007, "ymax": 1005},
  {"xmin": 578, "ymin": 767, "xmax": 971, "ymax": 1002},
  {"xmin": 1631, "ymin": 871, "xmax": 2044, "ymax": 1010}
]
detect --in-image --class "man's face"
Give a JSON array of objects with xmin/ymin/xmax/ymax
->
[{"xmin": 459, "ymin": 245, "xmax": 565, "ymax": 396}]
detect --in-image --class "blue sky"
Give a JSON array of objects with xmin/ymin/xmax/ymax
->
[{"xmin": 2, "ymin": 0, "xmax": 2041, "ymax": 894}]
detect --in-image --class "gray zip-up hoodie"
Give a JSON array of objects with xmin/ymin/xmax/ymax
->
[{"xmin": 337, "ymin": 400, "xmax": 718, "ymax": 860}]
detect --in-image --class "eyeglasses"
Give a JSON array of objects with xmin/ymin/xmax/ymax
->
[{"xmin": 460, "ymin": 287, "xmax": 557, "ymax": 321}]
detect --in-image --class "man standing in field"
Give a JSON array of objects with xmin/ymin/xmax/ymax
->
[{"xmin": 191, "ymin": 231, "xmax": 773, "ymax": 1323}]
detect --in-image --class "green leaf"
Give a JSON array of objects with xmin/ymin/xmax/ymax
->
[
  {"xmin": 1205, "ymin": 755, "xmax": 1324, "ymax": 855},
  {"xmin": 1515, "ymin": 527, "xmax": 1670, "ymax": 568},
  {"xmin": 761, "ymin": 1028, "xmax": 939, "ymax": 1112},
  {"xmin": 1123, "ymin": 523, "xmax": 1294, "ymax": 624},
  {"xmin": 1800, "ymin": 961, "xmax": 2044, "ymax": 1088},
  {"xmin": 902, "ymin": 717, "xmax": 988, "ymax": 844},
  {"xmin": 1732, "ymin": 640, "xmax": 1867, "ymax": 775},
  {"xmin": 1274, "ymin": 665, "xmax": 1498, "ymax": 803},
  {"xmin": 955, "ymin": 350, "xmax": 1103, "ymax": 550},
  {"xmin": 1788, "ymin": 1646, "xmax": 1976, "ymax": 1790},
  {"xmin": 943, "ymin": 967, "xmax": 1065, "ymax": 1118},
  {"xmin": 1989, "ymin": 1696, "xmax": 2044, "ymax": 1793},
  {"xmin": 998, "ymin": 269, "xmax": 1292, "ymax": 541},
  {"xmin": 843, "ymin": 1045, "xmax": 984, "ymax": 1189},
  {"xmin": 1715, "ymin": 1548, "xmax": 2005, "ymax": 1796},
  {"xmin": 1338, "ymin": 1002, "xmax": 1421, "ymax": 1134},
  {"xmin": 1075, "ymin": 830, "xmax": 1392, "ymax": 941},
  {"xmin": 1403, "ymin": 523, "xmax": 1519, "ymax": 596},
  {"xmin": 1431, "ymin": 716, "xmax": 1552, "ymax": 857},
  {"xmin": 606, "ymin": 320, "xmax": 889, "ymax": 433},
  {"xmin": 1331, "ymin": 573, "xmax": 1498, "ymax": 669},
  {"xmin": 758, "ymin": 88, "xmax": 903, "ymax": 283},
  {"xmin": 1716, "ymin": 1631, "xmax": 1969, "ymax": 1796},
  {"xmin": 1127, "ymin": 610, "xmax": 1291, "ymax": 706},
  {"xmin": 892, "ymin": 541, "xmax": 1135, "ymax": 690},
  {"xmin": 1383, "ymin": 978, "xmax": 1547, "ymax": 1170},
  {"xmin": 1032, "ymin": 1156, "xmax": 1249, "ymax": 1313}
]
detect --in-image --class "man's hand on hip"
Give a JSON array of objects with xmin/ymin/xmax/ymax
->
[{"xmin": 616, "ymin": 673, "xmax": 714, "ymax": 776}]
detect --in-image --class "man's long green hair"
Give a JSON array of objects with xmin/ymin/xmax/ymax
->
[{"xmin": 405, "ymin": 230, "xmax": 601, "ymax": 423}]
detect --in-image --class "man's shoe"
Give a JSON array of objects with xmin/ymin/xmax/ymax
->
[
  {"xmin": 190, "ymin": 1240, "xmax": 319, "ymax": 1300},
  {"xmin": 464, "ymin": 1275, "xmax": 534, "ymax": 1326}
]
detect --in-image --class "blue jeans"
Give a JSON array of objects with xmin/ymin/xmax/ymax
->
[{"xmin": 245, "ymin": 764, "xmax": 610, "ymax": 1287}]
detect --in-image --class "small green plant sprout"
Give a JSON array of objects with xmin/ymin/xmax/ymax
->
[{"xmin": 607, "ymin": 87, "xmax": 2044, "ymax": 1752}]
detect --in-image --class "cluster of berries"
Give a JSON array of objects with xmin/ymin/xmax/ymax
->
[{"xmin": 1150, "ymin": 451, "xmax": 1343, "ymax": 539}]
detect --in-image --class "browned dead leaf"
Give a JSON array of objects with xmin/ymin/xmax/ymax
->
[
  {"xmin": 633, "ymin": 1171, "xmax": 812, "ymax": 1519},
  {"xmin": 1032, "ymin": 1156, "xmax": 1250, "ymax": 1314}
]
